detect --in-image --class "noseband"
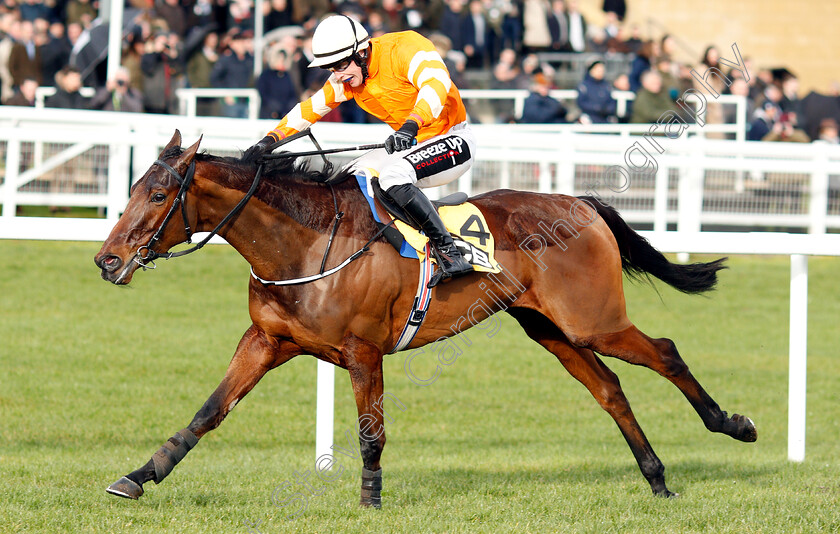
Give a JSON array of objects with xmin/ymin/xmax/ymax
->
[{"xmin": 134, "ymin": 158, "xmax": 264, "ymax": 269}]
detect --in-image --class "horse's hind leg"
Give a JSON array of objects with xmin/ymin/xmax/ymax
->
[
  {"xmin": 106, "ymin": 324, "xmax": 301, "ymax": 499},
  {"xmin": 588, "ymin": 326, "xmax": 757, "ymax": 442},
  {"xmin": 508, "ymin": 308, "xmax": 676, "ymax": 497}
]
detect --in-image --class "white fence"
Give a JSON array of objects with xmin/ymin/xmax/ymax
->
[
  {"xmin": 169, "ymin": 87, "xmax": 747, "ymax": 141},
  {"xmin": 1, "ymin": 107, "xmax": 836, "ymax": 238},
  {"xmin": 1, "ymin": 108, "xmax": 837, "ymax": 463}
]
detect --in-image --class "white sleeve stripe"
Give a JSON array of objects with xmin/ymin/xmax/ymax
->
[
  {"xmin": 285, "ymin": 104, "xmax": 313, "ymax": 132},
  {"xmin": 416, "ymin": 85, "xmax": 444, "ymax": 118},
  {"xmin": 416, "ymin": 68, "xmax": 451, "ymax": 92},
  {"xmin": 311, "ymin": 90, "xmax": 331, "ymax": 117},
  {"xmin": 328, "ymin": 75, "xmax": 348, "ymax": 103},
  {"xmin": 407, "ymin": 50, "xmax": 445, "ymax": 85}
]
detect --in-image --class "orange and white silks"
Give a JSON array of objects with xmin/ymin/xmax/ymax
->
[{"xmin": 266, "ymin": 31, "xmax": 467, "ymax": 143}]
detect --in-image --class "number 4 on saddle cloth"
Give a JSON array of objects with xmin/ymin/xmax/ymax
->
[
  {"xmin": 354, "ymin": 170, "xmax": 501, "ymax": 273},
  {"xmin": 354, "ymin": 170, "xmax": 502, "ymax": 353}
]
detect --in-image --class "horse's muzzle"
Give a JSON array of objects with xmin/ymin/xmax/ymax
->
[{"xmin": 95, "ymin": 253, "xmax": 126, "ymax": 283}]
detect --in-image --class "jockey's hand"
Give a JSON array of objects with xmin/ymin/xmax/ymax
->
[
  {"xmin": 243, "ymin": 135, "xmax": 275, "ymax": 162},
  {"xmin": 385, "ymin": 120, "xmax": 419, "ymax": 154}
]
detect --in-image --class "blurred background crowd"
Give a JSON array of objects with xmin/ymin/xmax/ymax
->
[{"xmin": 1, "ymin": 0, "xmax": 839, "ymax": 144}]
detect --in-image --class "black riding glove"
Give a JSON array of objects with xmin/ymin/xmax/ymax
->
[
  {"xmin": 243, "ymin": 135, "xmax": 275, "ymax": 161},
  {"xmin": 384, "ymin": 120, "xmax": 419, "ymax": 154}
]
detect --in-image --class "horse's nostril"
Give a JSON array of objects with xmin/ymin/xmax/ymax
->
[{"xmin": 96, "ymin": 254, "xmax": 123, "ymax": 273}]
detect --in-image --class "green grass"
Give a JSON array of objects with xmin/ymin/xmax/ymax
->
[{"xmin": 1, "ymin": 241, "xmax": 839, "ymax": 533}]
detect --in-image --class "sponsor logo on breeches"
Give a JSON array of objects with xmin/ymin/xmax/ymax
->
[{"xmin": 405, "ymin": 136, "xmax": 471, "ymax": 179}]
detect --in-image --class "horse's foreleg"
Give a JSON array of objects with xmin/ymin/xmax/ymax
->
[
  {"xmin": 588, "ymin": 326, "xmax": 757, "ymax": 443},
  {"xmin": 106, "ymin": 324, "xmax": 301, "ymax": 499},
  {"xmin": 508, "ymin": 308, "xmax": 676, "ymax": 497},
  {"xmin": 343, "ymin": 336, "xmax": 387, "ymax": 509}
]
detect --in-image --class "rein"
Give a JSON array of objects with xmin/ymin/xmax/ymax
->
[{"xmin": 133, "ymin": 132, "xmax": 392, "ymax": 287}]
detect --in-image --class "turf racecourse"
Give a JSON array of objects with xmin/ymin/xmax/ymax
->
[{"xmin": 1, "ymin": 240, "xmax": 838, "ymax": 533}]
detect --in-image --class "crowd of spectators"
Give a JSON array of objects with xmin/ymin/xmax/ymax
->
[{"xmin": 0, "ymin": 0, "xmax": 838, "ymax": 144}]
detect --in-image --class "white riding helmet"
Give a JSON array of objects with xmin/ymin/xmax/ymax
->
[{"xmin": 308, "ymin": 15, "xmax": 370, "ymax": 68}]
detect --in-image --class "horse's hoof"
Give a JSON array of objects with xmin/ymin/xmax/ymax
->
[
  {"xmin": 106, "ymin": 477, "xmax": 144, "ymax": 499},
  {"xmin": 732, "ymin": 414, "xmax": 757, "ymax": 442}
]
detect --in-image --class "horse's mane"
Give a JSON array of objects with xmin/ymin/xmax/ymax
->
[
  {"xmin": 161, "ymin": 145, "xmax": 351, "ymax": 185},
  {"xmin": 161, "ymin": 146, "xmax": 371, "ymax": 234}
]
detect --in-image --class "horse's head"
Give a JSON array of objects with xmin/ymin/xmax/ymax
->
[{"xmin": 95, "ymin": 130, "xmax": 202, "ymax": 285}]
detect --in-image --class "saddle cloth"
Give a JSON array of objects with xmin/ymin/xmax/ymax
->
[{"xmin": 354, "ymin": 171, "xmax": 501, "ymax": 273}]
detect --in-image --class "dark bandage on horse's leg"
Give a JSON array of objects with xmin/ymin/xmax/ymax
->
[
  {"xmin": 360, "ymin": 467, "xmax": 383, "ymax": 508},
  {"xmin": 152, "ymin": 429, "xmax": 199, "ymax": 484}
]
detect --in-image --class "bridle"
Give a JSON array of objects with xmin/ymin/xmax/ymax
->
[
  {"xmin": 130, "ymin": 131, "xmax": 393, "ymax": 286},
  {"xmin": 132, "ymin": 157, "xmax": 264, "ymax": 270}
]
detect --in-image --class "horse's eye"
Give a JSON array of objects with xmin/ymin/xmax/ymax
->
[{"xmin": 151, "ymin": 192, "xmax": 167, "ymax": 203}]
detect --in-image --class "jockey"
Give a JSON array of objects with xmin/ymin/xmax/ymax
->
[{"xmin": 245, "ymin": 14, "xmax": 475, "ymax": 288}]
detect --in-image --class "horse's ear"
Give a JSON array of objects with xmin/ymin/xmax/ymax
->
[
  {"xmin": 176, "ymin": 135, "xmax": 202, "ymax": 170},
  {"xmin": 160, "ymin": 130, "xmax": 182, "ymax": 157}
]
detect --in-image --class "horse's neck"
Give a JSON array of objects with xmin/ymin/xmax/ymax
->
[{"xmin": 195, "ymin": 169, "xmax": 356, "ymax": 278}]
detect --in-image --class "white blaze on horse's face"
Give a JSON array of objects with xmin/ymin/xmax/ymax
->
[{"xmin": 94, "ymin": 129, "xmax": 202, "ymax": 285}]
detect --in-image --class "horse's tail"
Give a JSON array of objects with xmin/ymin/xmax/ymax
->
[{"xmin": 578, "ymin": 196, "xmax": 727, "ymax": 294}]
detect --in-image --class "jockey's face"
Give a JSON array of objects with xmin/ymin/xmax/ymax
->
[{"xmin": 330, "ymin": 57, "xmax": 365, "ymax": 88}]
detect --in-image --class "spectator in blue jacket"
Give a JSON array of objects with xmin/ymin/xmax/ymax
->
[
  {"xmin": 628, "ymin": 40, "xmax": 657, "ymax": 92},
  {"xmin": 257, "ymin": 47, "xmax": 298, "ymax": 120},
  {"xmin": 576, "ymin": 59, "xmax": 616, "ymax": 123},
  {"xmin": 520, "ymin": 72, "xmax": 567, "ymax": 123},
  {"xmin": 748, "ymin": 100, "xmax": 779, "ymax": 141},
  {"xmin": 210, "ymin": 29, "xmax": 254, "ymax": 118}
]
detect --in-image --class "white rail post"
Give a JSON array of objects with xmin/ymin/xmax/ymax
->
[
  {"xmin": 105, "ymin": 129, "xmax": 130, "ymax": 220},
  {"xmin": 514, "ymin": 94, "xmax": 526, "ymax": 119},
  {"xmin": 555, "ymin": 131, "xmax": 575, "ymax": 194},
  {"xmin": 538, "ymin": 159, "xmax": 551, "ymax": 194},
  {"xmin": 735, "ymin": 95, "xmax": 746, "ymax": 143},
  {"xmin": 808, "ymin": 142, "xmax": 829, "ymax": 235},
  {"xmin": 247, "ymin": 90, "xmax": 260, "ymax": 121},
  {"xmin": 315, "ymin": 359, "xmax": 335, "ymax": 465},
  {"xmin": 2, "ymin": 138, "xmax": 21, "ymax": 219},
  {"xmin": 788, "ymin": 254, "xmax": 808, "ymax": 462},
  {"xmin": 676, "ymin": 136, "xmax": 704, "ymax": 261},
  {"xmin": 105, "ymin": 0, "xmax": 124, "ymax": 81},
  {"xmin": 499, "ymin": 144, "xmax": 511, "ymax": 191},
  {"xmin": 653, "ymin": 164, "xmax": 669, "ymax": 232},
  {"xmin": 458, "ymin": 166, "xmax": 473, "ymax": 196}
]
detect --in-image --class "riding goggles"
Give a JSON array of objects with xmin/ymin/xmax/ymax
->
[{"xmin": 324, "ymin": 57, "xmax": 354, "ymax": 73}]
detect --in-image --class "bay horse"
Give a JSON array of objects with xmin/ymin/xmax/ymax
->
[{"xmin": 95, "ymin": 130, "xmax": 756, "ymax": 505}]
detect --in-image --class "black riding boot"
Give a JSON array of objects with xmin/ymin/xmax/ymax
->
[{"xmin": 387, "ymin": 183, "xmax": 473, "ymax": 288}]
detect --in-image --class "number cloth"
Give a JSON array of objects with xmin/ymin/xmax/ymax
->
[{"xmin": 393, "ymin": 202, "xmax": 500, "ymax": 273}]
